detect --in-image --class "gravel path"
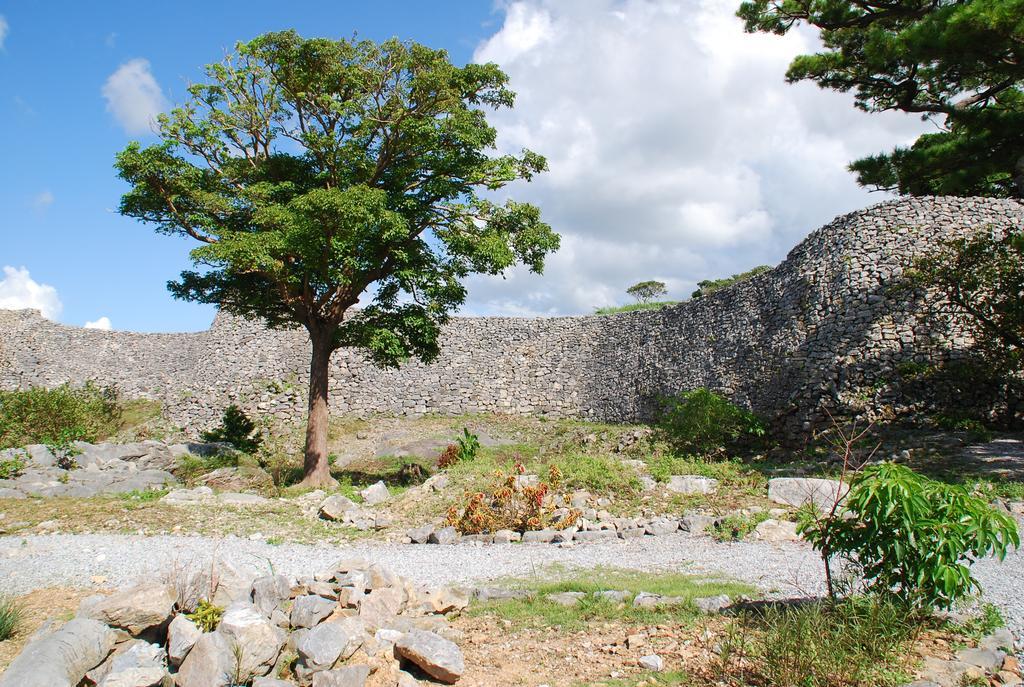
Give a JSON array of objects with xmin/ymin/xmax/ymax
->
[{"xmin": 2, "ymin": 532, "xmax": 1022, "ymax": 638}]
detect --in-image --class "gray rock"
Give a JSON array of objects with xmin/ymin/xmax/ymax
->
[
  {"xmin": 311, "ymin": 665, "xmax": 371, "ymax": 687},
  {"xmin": 296, "ymin": 617, "xmax": 366, "ymax": 672},
  {"xmin": 24, "ymin": 444, "xmax": 57, "ymax": 468},
  {"xmin": 395, "ymin": 629, "xmax": 465, "ymax": 684},
  {"xmin": 253, "ymin": 679, "xmax": 298, "ymax": 687},
  {"xmin": 89, "ymin": 583, "xmax": 176, "ymax": 636},
  {"xmin": 638, "ymin": 654, "xmax": 664, "ymax": 672},
  {"xmin": 217, "ymin": 601, "xmax": 286, "ymax": 678},
  {"xmin": 168, "ymin": 613, "xmax": 202, "ymax": 667},
  {"xmin": 319, "ymin": 494, "xmax": 359, "ymax": 521},
  {"xmin": 521, "ymin": 529, "xmax": 556, "ymax": 543},
  {"xmin": 754, "ymin": 519, "xmax": 801, "ymax": 542},
  {"xmin": 407, "ymin": 524, "xmax": 434, "ymax": 544},
  {"xmin": 597, "ymin": 590, "xmax": 632, "ymax": 603},
  {"xmin": 665, "ymin": 475, "xmax": 718, "ymax": 495},
  {"xmin": 693, "ymin": 595, "xmax": 731, "ymax": 614},
  {"xmin": 644, "ymin": 518, "xmax": 679, "ymax": 536},
  {"xmin": 174, "ymin": 631, "xmax": 238, "ymax": 687},
  {"xmin": 97, "ymin": 668, "xmax": 167, "ymax": 687},
  {"xmin": 290, "ymin": 594, "xmax": 337, "ymax": 629},
  {"xmin": 633, "ymin": 593, "xmax": 683, "ymax": 609},
  {"xmin": 0, "ymin": 618, "xmax": 117, "ymax": 687},
  {"xmin": 472, "ymin": 588, "xmax": 536, "ymax": 602},
  {"xmin": 251, "ymin": 574, "xmax": 293, "ymax": 617},
  {"xmin": 767, "ymin": 478, "xmax": 848, "ymax": 510},
  {"xmin": 492, "ymin": 529, "xmax": 521, "ymax": 544},
  {"xmin": 979, "ymin": 627, "xmax": 1015, "ymax": 652},
  {"xmin": 955, "ymin": 647, "xmax": 1005, "ymax": 672},
  {"xmin": 359, "ymin": 480, "xmax": 390, "ymax": 505},
  {"xmin": 546, "ymin": 592, "xmax": 586, "ymax": 607},
  {"xmin": 679, "ymin": 514, "xmax": 715, "ymax": 534},
  {"xmin": 617, "ymin": 527, "xmax": 646, "ymax": 539},
  {"xmin": 428, "ymin": 526, "xmax": 458, "ymax": 545},
  {"xmin": 573, "ymin": 529, "xmax": 617, "ymax": 542},
  {"xmin": 460, "ymin": 533, "xmax": 493, "ymax": 544}
]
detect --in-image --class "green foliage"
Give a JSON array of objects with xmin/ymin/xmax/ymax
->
[
  {"xmin": 626, "ymin": 280, "xmax": 668, "ymax": 303},
  {"xmin": 712, "ymin": 510, "xmax": 771, "ymax": 542},
  {"xmin": 119, "ymin": 488, "xmax": 170, "ymax": 503},
  {"xmin": 176, "ymin": 450, "xmax": 240, "ymax": 483},
  {"xmin": 720, "ymin": 596, "xmax": 918, "ymax": 687},
  {"xmin": 0, "ymin": 454, "xmax": 27, "ymax": 480},
  {"xmin": 187, "ymin": 599, "xmax": 225, "ymax": 632},
  {"xmin": 593, "ymin": 300, "xmax": 678, "ymax": 315},
  {"xmin": 656, "ymin": 388, "xmax": 767, "ymax": 456},
  {"xmin": 114, "ymin": 30, "xmax": 559, "ymax": 482},
  {"xmin": 951, "ymin": 602, "xmax": 1005, "ymax": 644},
  {"xmin": 201, "ymin": 405, "xmax": 262, "ymax": 454},
  {"xmin": 0, "ymin": 383, "xmax": 123, "ymax": 450},
  {"xmin": 456, "ymin": 428, "xmax": 481, "ymax": 462},
  {"xmin": 0, "ymin": 594, "xmax": 23, "ymax": 641},
  {"xmin": 798, "ymin": 463, "xmax": 1019, "ymax": 610},
  {"xmin": 908, "ymin": 229, "xmax": 1024, "ymax": 372},
  {"xmin": 737, "ymin": 0, "xmax": 1024, "ymax": 197},
  {"xmin": 646, "ymin": 454, "xmax": 765, "ymax": 493},
  {"xmin": 691, "ymin": 265, "xmax": 771, "ymax": 299}
]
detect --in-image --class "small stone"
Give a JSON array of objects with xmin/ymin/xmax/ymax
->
[
  {"xmin": 319, "ymin": 494, "xmax": 359, "ymax": 520},
  {"xmin": 359, "ymin": 481, "xmax": 390, "ymax": 505},
  {"xmin": 167, "ymin": 614, "xmax": 202, "ymax": 667},
  {"xmin": 665, "ymin": 475, "xmax": 718, "ymax": 495},
  {"xmin": 407, "ymin": 525, "xmax": 434, "ymax": 544},
  {"xmin": 626, "ymin": 633, "xmax": 646, "ymax": 649},
  {"xmin": 546, "ymin": 592, "xmax": 586, "ymax": 607},
  {"xmin": 693, "ymin": 595, "xmax": 731, "ymax": 614},
  {"xmin": 638, "ymin": 654, "xmax": 664, "ymax": 672},
  {"xmin": 312, "ymin": 665, "xmax": 371, "ymax": 687},
  {"xmin": 89, "ymin": 583, "xmax": 176, "ymax": 636},
  {"xmin": 955, "ymin": 647, "xmax": 1005, "ymax": 672},
  {"xmin": 290, "ymin": 594, "xmax": 337, "ymax": 629},
  {"xmin": 428, "ymin": 526, "xmax": 458, "ymax": 545}
]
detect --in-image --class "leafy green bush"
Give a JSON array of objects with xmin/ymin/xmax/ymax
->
[
  {"xmin": 0, "ymin": 383, "xmax": 122, "ymax": 450},
  {"xmin": 798, "ymin": 463, "xmax": 1019, "ymax": 610},
  {"xmin": 646, "ymin": 454, "xmax": 766, "ymax": 493},
  {"xmin": 712, "ymin": 511, "xmax": 770, "ymax": 542},
  {"xmin": 719, "ymin": 596, "xmax": 917, "ymax": 687},
  {"xmin": 691, "ymin": 265, "xmax": 772, "ymax": 299},
  {"xmin": 594, "ymin": 300, "xmax": 678, "ymax": 315},
  {"xmin": 201, "ymin": 405, "xmax": 262, "ymax": 453},
  {"xmin": 656, "ymin": 388, "xmax": 766, "ymax": 456},
  {"xmin": 455, "ymin": 428, "xmax": 480, "ymax": 461},
  {"xmin": 0, "ymin": 454, "xmax": 27, "ymax": 480},
  {"xmin": 0, "ymin": 594, "xmax": 23, "ymax": 641},
  {"xmin": 187, "ymin": 599, "xmax": 224, "ymax": 632}
]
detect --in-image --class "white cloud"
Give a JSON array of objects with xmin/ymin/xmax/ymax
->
[
  {"xmin": 463, "ymin": 0, "xmax": 929, "ymax": 315},
  {"xmin": 102, "ymin": 58, "xmax": 167, "ymax": 135},
  {"xmin": 0, "ymin": 16, "xmax": 8, "ymax": 50},
  {"xmin": 0, "ymin": 266, "xmax": 63, "ymax": 320},
  {"xmin": 32, "ymin": 190, "xmax": 54, "ymax": 209},
  {"xmin": 84, "ymin": 316, "xmax": 112, "ymax": 330}
]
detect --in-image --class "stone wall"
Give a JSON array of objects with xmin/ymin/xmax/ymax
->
[{"xmin": 2, "ymin": 196, "xmax": 1022, "ymax": 435}]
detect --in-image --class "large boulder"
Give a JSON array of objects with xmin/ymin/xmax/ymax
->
[
  {"xmin": 290, "ymin": 594, "xmax": 337, "ymax": 629},
  {"xmin": 754, "ymin": 518, "xmax": 801, "ymax": 542},
  {"xmin": 319, "ymin": 495, "xmax": 360, "ymax": 521},
  {"xmin": 394, "ymin": 630, "xmax": 464, "ymax": 684},
  {"xmin": 311, "ymin": 665, "xmax": 371, "ymax": 687},
  {"xmin": 0, "ymin": 618, "xmax": 116, "ymax": 687},
  {"xmin": 359, "ymin": 481, "xmax": 390, "ymax": 505},
  {"xmin": 295, "ymin": 617, "xmax": 366, "ymax": 674},
  {"xmin": 217, "ymin": 601, "xmax": 286, "ymax": 677},
  {"xmin": 252, "ymin": 574, "xmax": 294, "ymax": 617},
  {"xmin": 89, "ymin": 583, "xmax": 176, "ymax": 636},
  {"xmin": 167, "ymin": 613, "xmax": 203, "ymax": 667},
  {"xmin": 767, "ymin": 477, "xmax": 848, "ymax": 510},
  {"xmin": 173, "ymin": 632, "xmax": 237, "ymax": 687},
  {"xmin": 665, "ymin": 475, "xmax": 718, "ymax": 495}
]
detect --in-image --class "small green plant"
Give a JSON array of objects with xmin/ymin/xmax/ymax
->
[
  {"xmin": 0, "ymin": 454, "xmax": 27, "ymax": 480},
  {"xmin": 799, "ymin": 463, "xmax": 1019, "ymax": 611},
  {"xmin": 201, "ymin": 405, "xmax": 262, "ymax": 454},
  {"xmin": 187, "ymin": 599, "xmax": 225, "ymax": 632},
  {"xmin": 438, "ymin": 427, "xmax": 481, "ymax": 469},
  {"xmin": 691, "ymin": 265, "xmax": 772, "ymax": 299},
  {"xmin": 119, "ymin": 488, "xmax": 169, "ymax": 503},
  {"xmin": 456, "ymin": 427, "xmax": 481, "ymax": 461},
  {"xmin": 951, "ymin": 603, "xmax": 1005, "ymax": 643},
  {"xmin": 554, "ymin": 454, "xmax": 641, "ymax": 494},
  {"xmin": 0, "ymin": 594, "xmax": 24, "ymax": 641},
  {"xmin": 712, "ymin": 511, "xmax": 770, "ymax": 542},
  {"xmin": 656, "ymin": 388, "xmax": 767, "ymax": 456}
]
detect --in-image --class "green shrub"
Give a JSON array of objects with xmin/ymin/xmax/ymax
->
[
  {"xmin": 646, "ymin": 454, "xmax": 765, "ymax": 492},
  {"xmin": 456, "ymin": 428, "xmax": 481, "ymax": 461},
  {"xmin": 712, "ymin": 511, "xmax": 770, "ymax": 542},
  {"xmin": 720, "ymin": 596, "xmax": 917, "ymax": 687},
  {"xmin": 656, "ymin": 388, "xmax": 766, "ymax": 456},
  {"xmin": 0, "ymin": 454, "xmax": 27, "ymax": 480},
  {"xmin": 187, "ymin": 599, "xmax": 224, "ymax": 632},
  {"xmin": 691, "ymin": 265, "xmax": 772, "ymax": 299},
  {"xmin": 0, "ymin": 383, "xmax": 122, "ymax": 450},
  {"xmin": 201, "ymin": 405, "xmax": 262, "ymax": 453},
  {"xmin": 594, "ymin": 300, "xmax": 678, "ymax": 315},
  {"xmin": 798, "ymin": 463, "xmax": 1019, "ymax": 610},
  {"xmin": 0, "ymin": 594, "xmax": 23, "ymax": 641}
]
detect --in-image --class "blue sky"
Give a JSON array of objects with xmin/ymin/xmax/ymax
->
[{"xmin": 0, "ymin": 1, "xmax": 928, "ymax": 333}]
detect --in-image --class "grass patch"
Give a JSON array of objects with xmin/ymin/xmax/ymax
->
[
  {"xmin": 711, "ymin": 510, "xmax": 771, "ymax": 541},
  {"xmin": 554, "ymin": 454, "xmax": 642, "ymax": 494},
  {"xmin": 717, "ymin": 596, "xmax": 918, "ymax": 687},
  {"xmin": 119, "ymin": 488, "xmax": 169, "ymax": 503},
  {"xmin": 469, "ymin": 567, "xmax": 755, "ymax": 631},
  {"xmin": 948, "ymin": 602, "xmax": 1005, "ymax": 644},
  {"xmin": 0, "ymin": 596, "xmax": 23, "ymax": 641},
  {"xmin": 647, "ymin": 454, "xmax": 766, "ymax": 493},
  {"xmin": 594, "ymin": 301, "xmax": 679, "ymax": 315}
]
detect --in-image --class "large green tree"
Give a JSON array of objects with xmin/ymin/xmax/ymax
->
[
  {"xmin": 738, "ymin": 0, "xmax": 1024, "ymax": 197},
  {"xmin": 115, "ymin": 31, "xmax": 559, "ymax": 486}
]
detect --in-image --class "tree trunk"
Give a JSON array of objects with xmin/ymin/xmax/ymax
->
[{"xmin": 299, "ymin": 329, "xmax": 338, "ymax": 488}]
